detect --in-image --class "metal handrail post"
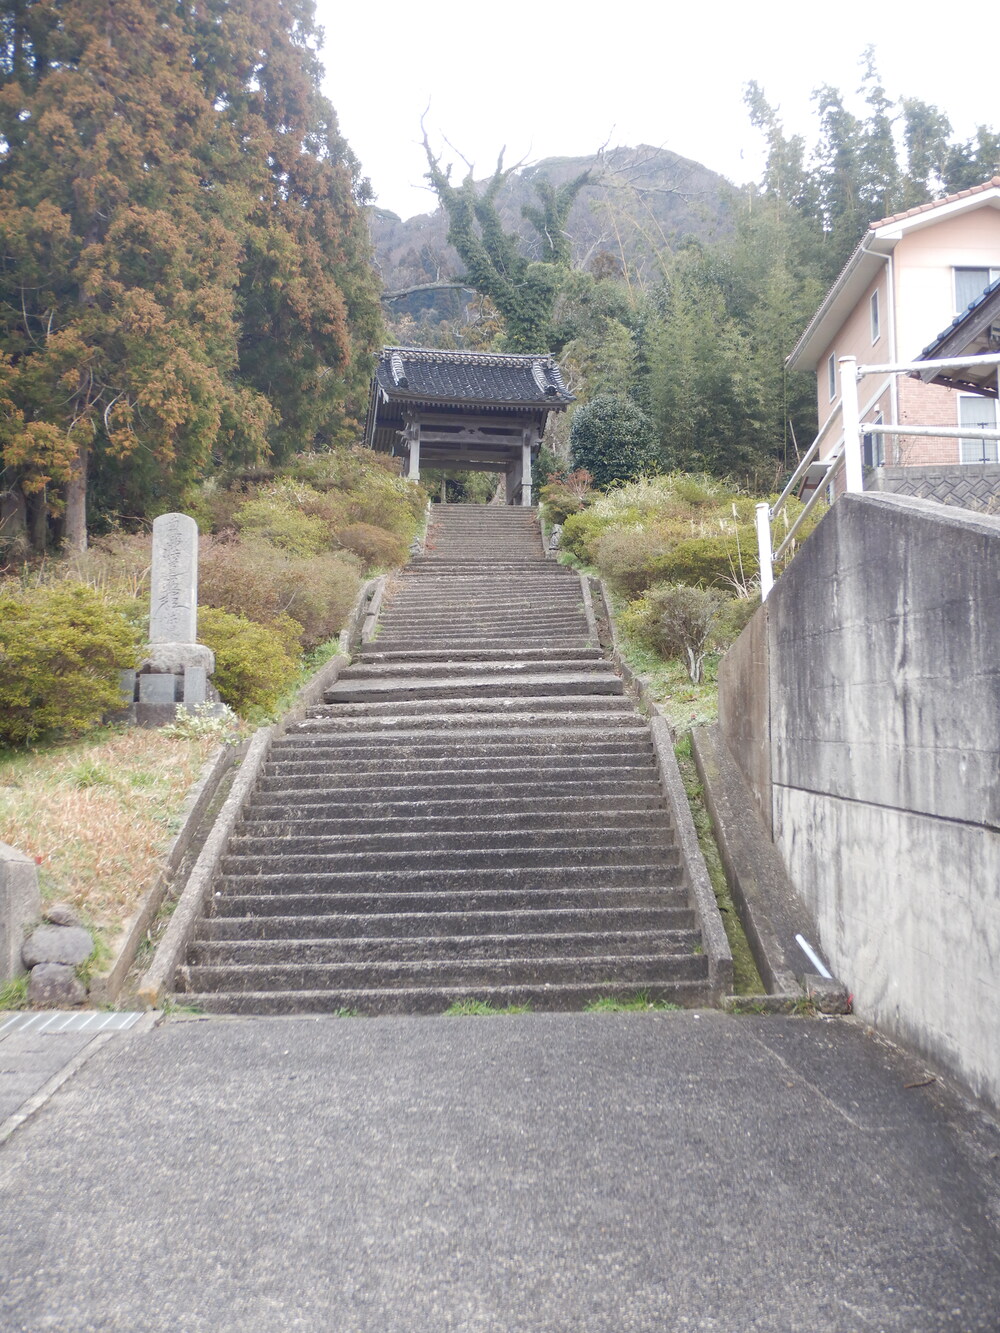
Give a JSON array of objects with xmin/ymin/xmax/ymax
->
[
  {"xmin": 839, "ymin": 356, "xmax": 864, "ymax": 493},
  {"xmin": 755, "ymin": 502, "xmax": 774, "ymax": 601}
]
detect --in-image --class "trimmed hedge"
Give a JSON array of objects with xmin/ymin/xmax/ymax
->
[
  {"xmin": 0, "ymin": 583, "xmax": 138, "ymax": 744},
  {"xmin": 197, "ymin": 606, "xmax": 299, "ymax": 716}
]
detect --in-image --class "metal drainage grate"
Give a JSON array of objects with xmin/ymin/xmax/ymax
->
[{"xmin": 0, "ymin": 1011, "xmax": 144, "ymax": 1038}]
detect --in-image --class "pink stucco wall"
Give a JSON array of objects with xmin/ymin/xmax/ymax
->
[{"xmin": 811, "ymin": 203, "xmax": 1000, "ymax": 465}]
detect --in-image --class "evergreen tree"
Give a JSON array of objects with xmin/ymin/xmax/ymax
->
[
  {"xmin": 0, "ymin": 0, "xmax": 262, "ymax": 548},
  {"xmin": 422, "ymin": 135, "xmax": 588, "ymax": 352},
  {"xmin": 0, "ymin": 0, "xmax": 380, "ymax": 550},
  {"xmin": 187, "ymin": 0, "xmax": 381, "ymax": 460},
  {"xmin": 569, "ymin": 393, "xmax": 656, "ymax": 488}
]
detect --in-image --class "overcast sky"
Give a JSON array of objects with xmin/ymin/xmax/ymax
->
[{"xmin": 316, "ymin": 0, "xmax": 998, "ymax": 221}]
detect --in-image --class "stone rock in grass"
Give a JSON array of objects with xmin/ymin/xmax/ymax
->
[
  {"xmin": 22, "ymin": 924, "xmax": 93, "ymax": 968},
  {"xmin": 44, "ymin": 902, "xmax": 82, "ymax": 928},
  {"xmin": 28, "ymin": 963, "xmax": 86, "ymax": 1008}
]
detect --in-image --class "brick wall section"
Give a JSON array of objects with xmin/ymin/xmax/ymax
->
[{"xmin": 893, "ymin": 377, "xmax": 965, "ymax": 464}]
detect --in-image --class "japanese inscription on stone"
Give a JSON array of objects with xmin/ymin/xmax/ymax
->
[{"xmin": 150, "ymin": 513, "xmax": 198, "ymax": 644}]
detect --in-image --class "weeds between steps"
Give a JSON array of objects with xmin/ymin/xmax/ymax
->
[{"xmin": 441, "ymin": 995, "xmax": 684, "ymax": 1016}]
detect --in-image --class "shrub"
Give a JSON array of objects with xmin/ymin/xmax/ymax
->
[
  {"xmin": 671, "ymin": 474, "xmax": 727, "ymax": 508},
  {"xmin": 655, "ymin": 530, "xmax": 758, "ymax": 589},
  {"xmin": 0, "ymin": 583, "xmax": 139, "ymax": 743},
  {"xmin": 280, "ymin": 449, "xmax": 426, "ymax": 541},
  {"xmin": 569, "ymin": 394, "xmax": 658, "ymax": 488},
  {"xmin": 621, "ymin": 585, "xmax": 757, "ymax": 661},
  {"xmin": 714, "ymin": 593, "xmax": 760, "ymax": 645},
  {"xmin": 335, "ymin": 522, "xmax": 409, "ymax": 570},
  {"xmin": 655, "ymin": 584, "xmax": 728, "ymax": 683},
  {"xmin": 232, "ymin": 493, "xmax": 329, "ymax": 556},
  {"xmin": 198, "ymin": 539, "xmax": 360, "ymax": 650},
  {"xmin": 559, "ymin": 508, "xmax": 611, "ymax": 564},
  {"xmin": 648, "ymin": 583, "xmax": 728, "ymax": 684},
  {"xmin": 594, "ymin": 523, "xmax": 692, "ymax": 598},
  {"xmin": 197, "ymin": 606, "xmax": 299, "ymax": 716},
  {"xmin": 540, "ymin": 469, "xmax": 594, "ymax": 524}
]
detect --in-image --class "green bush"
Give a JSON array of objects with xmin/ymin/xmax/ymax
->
[
  {"xmin": 569, "ymin": 394, "xmax": 658, "ymax": 489},
  {"xmin": 714, "ymin": 593, "xmax": 760, "ymax": 644},
  {"xmin": 197, "ymin": 606, "xmax": 299, "ymax": 716},
  {"xmin": 620, "ymin": 584, "xmax": 758, "ymax": 660},
  {"xmin": 540, "ymin": 469, "xmax": 594, "ymax": 524},
  {"xmin": 559, "ymin": 508, "xmax": 611, "ymax": 564},
  {"xmin": 232, "ymin": 493, "xmax": 329, "ymax": 556},
  {"xmin": 336, "ymin": 522, "xmax": 409, "ymax": 570},
  {"xmin": 593, "ymin": 524, "xmax": 693, "ymax": 598},
  {"xmin": 619, "ymin": 584, "xmax": 728, "ymax": 683},
  {"xmin": 0, "ymin": 583, "xmax": 139, "ymax": 743},
  {"xmin": 198, "ymin": 539, "xmax": 361, "ymax": 650},
  {"xmin": 654, "ymin": 530, "xmax": 758, "ymax": 589}
]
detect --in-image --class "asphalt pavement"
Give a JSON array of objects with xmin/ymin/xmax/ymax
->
[{"xmin": 1, "ymin": 1010, "xmax": 998, "ymax": 1332}]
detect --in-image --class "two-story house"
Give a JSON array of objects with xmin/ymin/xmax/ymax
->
[{"xmin": 787, "ymin": 177, "xmax": 1000, "ymax": 469}]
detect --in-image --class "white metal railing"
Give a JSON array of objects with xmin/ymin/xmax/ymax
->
[{"xmin": 757, "ymin": 351, "xmax": 1000, "ymax": 598}]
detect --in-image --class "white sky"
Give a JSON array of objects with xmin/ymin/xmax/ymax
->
[{"xmin": 316, "ymin": 0, "xmax": 998, "ymax": 221}]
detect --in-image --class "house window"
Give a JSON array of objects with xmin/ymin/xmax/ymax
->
[
  {"xmin": 863, "ymin": 413, "xmax": 884, "ymax": 468},
  {"xmin": 954, "ymin": 267, "xmax": 1000, "ymax": 314},
  {"xmin": 827, "ymin": 353, "xmax": 837, "ymax": 402},
  {"xmin": 870, "ymin": 290, "xmax": 880, "ymax": 344},
  {"xmin": 958, "ymin": 395, "xmax": 999, "ymax": 463}
]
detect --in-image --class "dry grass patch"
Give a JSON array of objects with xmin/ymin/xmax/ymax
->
[{"xmin": 0, "ymin": 728, "xmax": 221, "ymax": 939}]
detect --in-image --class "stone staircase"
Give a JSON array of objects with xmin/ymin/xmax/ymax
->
[{"xmin": 175, "ymin": 505, "xmax": 718, "ymax": 1013}]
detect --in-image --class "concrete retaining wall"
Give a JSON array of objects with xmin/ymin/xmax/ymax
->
[
  {"xmin": 867, "ymin": 463, "xmax": 1000, "ymax": 513},
  {"xmin": 718, "ymin": 492, "xmax": 1000, "ymax": 1109}
]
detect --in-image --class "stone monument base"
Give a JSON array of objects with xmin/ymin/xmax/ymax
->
[{"xmin": 111, "ymin": 644, "xmax": 223, "ymax": 727}]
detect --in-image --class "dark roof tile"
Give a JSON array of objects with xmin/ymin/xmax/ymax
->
[{"xmin": 374, "ymin": 346, "xmax": 573, "ymax": 408}]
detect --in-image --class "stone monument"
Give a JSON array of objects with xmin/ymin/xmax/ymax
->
[{"xmin": 132, "ymin": 512, "xmax": 218, "ymax": 725}]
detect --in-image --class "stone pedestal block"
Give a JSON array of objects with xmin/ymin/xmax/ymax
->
[
  {"xmin": 143, "ymin": 642, "xmax": 214, "ymax": 674},
  {"xmin": 0, "ymin": 843, "xmax": 40, "ymax": 982}
]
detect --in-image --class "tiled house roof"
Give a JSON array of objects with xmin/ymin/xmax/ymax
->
[
  {"xmin": 914, "ymin": 275, "xmax": 1000, "ymax": 396},
  {"xmin": 374, "ymin": 347, "xmax": 573, "ymax": 408},
  {"xmin": 871, "ymin": 177, "xmax": 1000, "ymax": 230},
  {"xmin": 788, "ymin": 178, "xmax": 1000, "ymax": 371}
]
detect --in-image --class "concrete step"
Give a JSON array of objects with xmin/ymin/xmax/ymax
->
[
  {"xmin": 178, "ymin": 978, "xmax": 711, "ymax": 1015},
  {"xmin": 269, "ymin": 735, "xmax": 654, "ymax": 759},
  {"xmin": 237, "ymin": 810, "xmax": 668, "ymax": 837},
  {"xmin": 357, "ymin": 647, "xmax": 603, "ymax": 664},
  {"xmin": 308, "ymin": 703, "xmax": 634, "ymax": 725},
  {"xmin": 181, "ymin": 952, "xmax": 708, "ymax": 994},
  {"xmin": 366, "ymin": 638, "xmax": 592, "ymax": 654},
  {"xmin": 326, "ymin": 676, "xmax": 618, "ymax": 706},
  {"xmin": 215, "ymin": 864, "xmax": 683, "ymax": 894},
  {"xmin": 292, "ymin": 719, "xmax": 650, "ymax": 741},
  {"xmin": 388, "ymin": 586, "xmax": 580, "ymax": 600},
  {"xmin": 263, "ymin": 752, "xmax": 657, "ymax": 778},
  {"xmin": 252, "ymin": 777, "xmax": 666, "ymax": 803},
  {"xmin": 221, "ymin": 843, "xmax": 681, "ymax": 874},
  {"xmin": 188, "ymin": 929, "xmax": 699, "ymax": 966},
  {"xmin": 209, "ymin": 884, "xmax": 689, "ymax": 918},
  {"xmin": 242, "ymin": 794, "xmax": 668, "ymax": 822},
  {"xmin": 195, "ymin": 905, "xmax": 696, "ymax": 941},
  {"xmin": 285, "ymin": 719, "xmax": 651, "ymax": 742},
  {"xmin": 227, "ymin": 827, "xmax": 674, "ymax": 856}
]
